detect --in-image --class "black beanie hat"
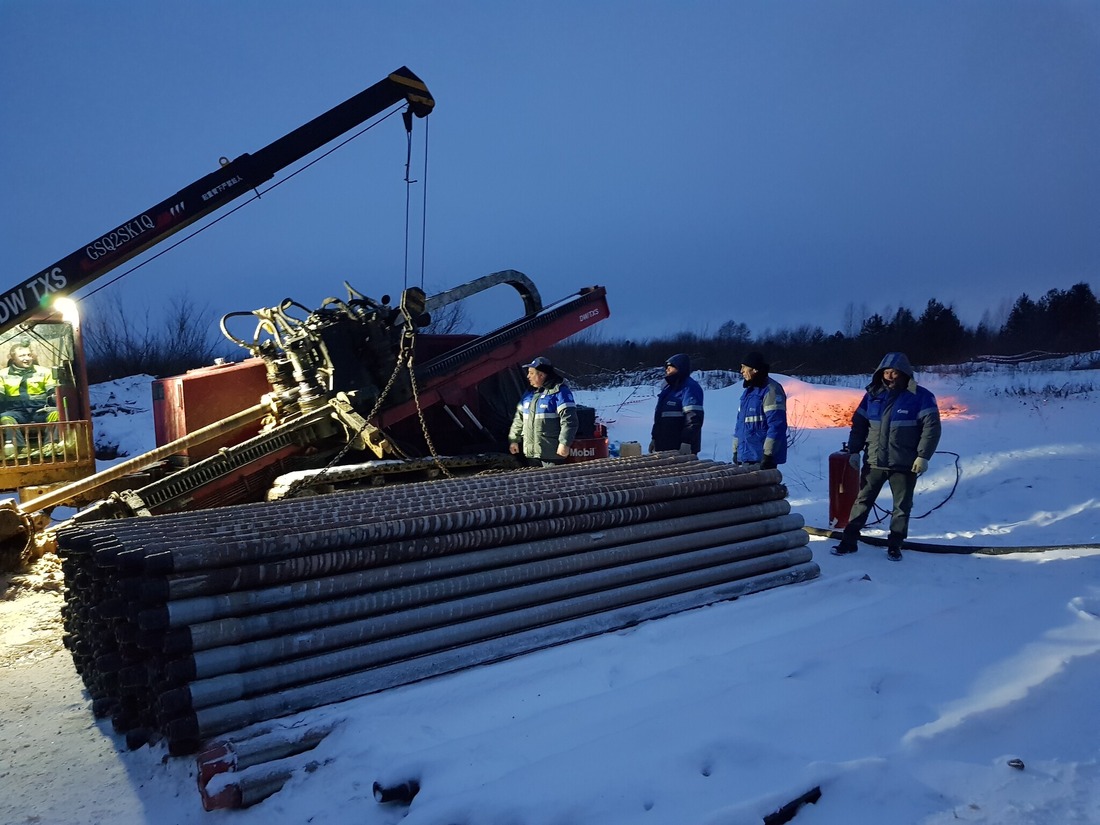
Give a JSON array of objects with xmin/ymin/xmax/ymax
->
[{"xmin": 741, "ymin": 352, "xmax": 768, "ymax": 372}]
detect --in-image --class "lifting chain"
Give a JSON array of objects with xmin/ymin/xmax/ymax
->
[
  {"xmin": 277, "ymin": 303, "xmax": 452, "ymax": 499},
  {"xmin": 401, "ymin": 315, "xmax": 453, "ymax": 480}
]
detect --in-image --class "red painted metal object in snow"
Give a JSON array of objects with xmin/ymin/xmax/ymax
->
[{"xmin": 828, "ymin": 444, "xmax": 862, "ymax": 529}]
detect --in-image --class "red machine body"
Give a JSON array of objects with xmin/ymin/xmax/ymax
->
[
  {"xmin": 567, "ymin": 421, "xmax": 609, "ymax": 463},
  {"xmin": 152, "ymin": 359, "xmax": 271, "ymax": 464},
  {"xmin": 828, "ymin": 444, "xmax": 862, "ymax": 528},
  {"xmin": 148, "ymin": 286, "xmax": 613, "ymax": 485}
]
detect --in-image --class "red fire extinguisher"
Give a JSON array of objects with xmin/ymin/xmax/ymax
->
[{"xmin": 829, "ymin": 443, "xmax": 863, "ymax": 529}]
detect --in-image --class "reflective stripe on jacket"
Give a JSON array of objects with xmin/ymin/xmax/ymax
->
[
  {"xmin": 1, "ymin": 365, "xmax": 55, "ymax": 411},
  {"xmin": 508, "ymin": 380, "xmax": 579, "ymax": 460},
  {"xmin": 734, "ymin": 377, "xmax": 788, "ymax": 464},
  {"xmin": 651, "ymin": 376, "xmax": 704, "ymax": 452},
  {"xmin": 848, "ymin": 381, "xmax": 941, "ymax": 470}
]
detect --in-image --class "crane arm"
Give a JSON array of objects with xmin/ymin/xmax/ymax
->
[{"xmin": 0, "ymin": 66, "xmax": 433, "ymax": 333}]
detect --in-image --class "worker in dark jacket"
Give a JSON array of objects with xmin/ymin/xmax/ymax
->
[
  {"xmin": 832, "ymin": 352, "xmax": 941, "ymax": 561},
  {"xmin": 650, "ymin": 353, "xmax": 704, "ymax": 454},
  {"xmin": 508, "ymin": 356, "xmax": 579, "ymax": 466},
  {"xmin": 733, "ymin": 351, "xmax": 787, "ymax": 470}
]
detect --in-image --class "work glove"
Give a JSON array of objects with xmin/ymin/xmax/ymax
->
[
  {"xmin": 731, "ymin": 437, "xmax": 739, "ymax": 461},
  {"xmin": 848, "ymin": 452, "xmax": 862, "ymax": 471},
  {"xmin": 678, "ymin": 443, "xmax": 693, "ymax": 455},
  {"xmin": 648, "ymin": 440, "xmax": 656, "ymax": 453},
  {"xmin": 912, "ymin": 457, "xmax": 928, "ymax": 475},
  {"xmin": 760, "ymin": 454, "xmax": 777, "ymax": 470}
]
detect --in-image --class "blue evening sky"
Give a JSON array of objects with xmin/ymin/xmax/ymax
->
[{"xmin": 2, "ymin": 0, "xmax": 1098, "ymax": 342}]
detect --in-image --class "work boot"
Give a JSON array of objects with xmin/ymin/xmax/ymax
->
[
  {"xmin": 831, "ymin": 542, "xmax": 858, "ymax": 556},
  {"xmin": 2, "ymin": 442, "xmax": 14, "ymax": 459},
  {"xmin": 887, "ymin": 547, "xmax": 902, "ymax": 561}
]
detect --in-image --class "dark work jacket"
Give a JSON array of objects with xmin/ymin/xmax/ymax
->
[
  {"xmin": 848, "ymin": 367, "xmax": 941, "ymax": 471},
  {"xmin": 652, "ymin": 374, "xmax": 704, "ymax": 452}
]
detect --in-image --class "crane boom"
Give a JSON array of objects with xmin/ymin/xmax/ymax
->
[{"xmin": 0, "ymin": 66, "xmax": 433, "ymax": 333}]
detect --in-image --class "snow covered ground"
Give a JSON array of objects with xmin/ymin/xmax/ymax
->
[{"xmin": 1, "ymin": 360, "xmax": 1098, "ymax": 824}]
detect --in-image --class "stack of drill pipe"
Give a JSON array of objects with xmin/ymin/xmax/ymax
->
[{"xmin": 55, "ymin": 453, "xmax": 818, "ymax": 756}]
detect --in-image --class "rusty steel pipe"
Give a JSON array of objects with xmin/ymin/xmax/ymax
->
[
  {"xmin": 63, "ymin": 454, "xmax": 746, "ymax": 554},
  {"xmin": 148, "ymin": 492, "xmax": 789, "ymax": 606},
  {"xmin": 106, "ymin": 469, "xmax": 784, "ymax": 575}
]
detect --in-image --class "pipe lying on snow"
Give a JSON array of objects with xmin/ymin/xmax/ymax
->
[
  {"xmin": 54, "ymin": 454, "xmax": 819, "ymax": 758},
  {"xmin": 145, "ymin": 494, "xmax": 791, "ymax": 632},
  {"xmin": 70, "ymin": 456, "xmax": 766, "ymax": 573},
  {"xmin": 158, "ymin": 529, "xmax": 811, "ymax": 714},
  {"xmin": 168, "ymin": 556, "xmax": 818, "ymax": 749},
  {"xmin": 138, "ymin": 488, "xmax": 767, "ymax": 604},
  {"xmin": 195, "ymin": 719, "xmax": 339, "ymax": 811},
  {"xmin": 164, "ymin": 511, "xmax": 805, "ymax": 678}
]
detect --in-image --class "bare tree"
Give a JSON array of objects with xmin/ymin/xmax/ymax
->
[
  {"xmin": 423, "ymin": 297, "xmax": 472, "ymax": 335},
  {"xmin": 83, "ymin": 291, "xmax": 232, "ymax": 382}
]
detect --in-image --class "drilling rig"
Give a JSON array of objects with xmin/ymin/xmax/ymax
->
[{"xmin": 0, "ymin": 67, "xmax": 608, "ymax": 566}]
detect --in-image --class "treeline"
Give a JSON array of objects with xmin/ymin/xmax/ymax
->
[
  {"xmin": 83, "ymin": 282, "xmax": 1099, "ymax": 387},
  {"xmin": 83, "ymin": 294, "xmax": 234, "ymax": 383},
  {"xmin": 550, "ymin": 282, "xmax": 1100, "ymax": 385}
]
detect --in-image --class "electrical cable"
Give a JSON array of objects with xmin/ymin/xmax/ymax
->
[
  {"xmin": 862, "ymin": 450, "xmax": 961, "ymax": 526},
  {"xmin": 802, "ymin": 450, "xmax": 1095, "ymax": 555}
]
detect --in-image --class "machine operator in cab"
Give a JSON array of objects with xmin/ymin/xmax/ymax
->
[{"xmin": 1, "ymin": 341, "xmax": 59, "ymax": 457}]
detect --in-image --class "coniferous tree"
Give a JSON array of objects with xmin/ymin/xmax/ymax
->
[
  {"xmin": 1040, "ymin": 283, "xmax": 1100, "ymax": 352},
  {"xmin": 916, "ymin": 299, "xmax": 967, "ymax": 364},
  {"xmin": 1002, "ymin": 294, "xmax": 1039, "ymax": 352}
]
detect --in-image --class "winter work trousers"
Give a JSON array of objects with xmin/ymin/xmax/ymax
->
[
  {"xmin": 840, "ymin": 467, "xmax": 917, "ymax": 549},
  {"xmin": 1, "ymin": 408, "xmax": 60, "ymax": 448}
]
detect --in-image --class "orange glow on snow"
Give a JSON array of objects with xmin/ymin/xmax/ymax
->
[
  {"xmin": 937, "ymin": 397, "xmax": 969, "ymax": 420},
  {"xmin": 783, "ymin": 379, "xmax": 969, "ymax": 429}
]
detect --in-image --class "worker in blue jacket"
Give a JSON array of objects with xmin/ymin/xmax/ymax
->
[
  {"xmin": 650, "ymin": 353, "xmax": 704, "ymax": 454},
  {"xmin": 832, "ymin": 351, "xmax": 942, "ymax": 561},
  {"xmin": 733, "ymin": 351, "xmax": 787, "ymax": 470},
  {"xmin": 508, "ymin": 356, "xmax": 578, "ymax": 467}
]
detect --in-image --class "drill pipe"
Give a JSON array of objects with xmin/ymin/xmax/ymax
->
[
  {"xmin": 114, "ymin": 465, "xmax": 781, "ymax": 575},
  {"xmin": 164, "ymin": 515, "xmax": 807, "ymax": 683},
  {"xmin": 146, "ymin": 497, "xmax": 792, "ymax": 632},
  {"xmin": 54, "ymin": 455, "xmax": 819, "ymax": 754},
  {"xmin": 73, "ymin": 458, "xmax": 713, "ymax": 564},
  {"xmin": 158, "ymin": 531, "xmax": 810, "ymax": 715},
  {"xmin": 167, "ymin": 557, "xmax": 820, "ymax": 747},
  {"xmin": 62, "ymin": 455, "xmax": 755, "ymax": 566},
  {"xmin": 143, "ymin": 489, "xmax": 785, "ymax": 605}
]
